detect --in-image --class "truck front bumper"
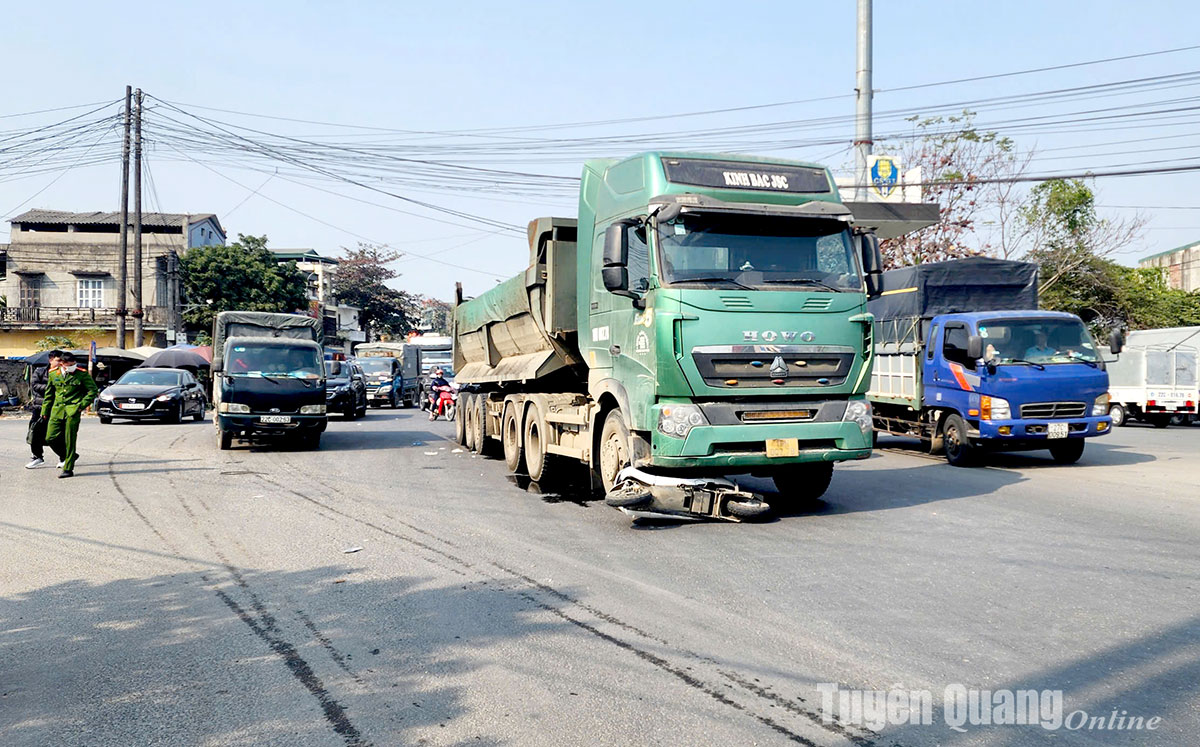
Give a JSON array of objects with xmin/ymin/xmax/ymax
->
[
  {"xmin": 217, "ymin": 413, "xmax": 328, "ymax": 436},
  {"xmin": 972, "ymin": 415, "xmax": 1111, "ymax": 445},
  {"xmin": 650, "ymin": 420, "xmax": 872, "ymax": 469}
]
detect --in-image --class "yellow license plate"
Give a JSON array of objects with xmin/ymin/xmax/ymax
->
[{"xmin": 766, "ymin": 438, "xmax": 800, "ymax": 458}]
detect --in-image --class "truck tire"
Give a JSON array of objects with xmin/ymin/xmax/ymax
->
[
  {"xmin": 462, "ymin": 394, "xmax": 477, "ymax": 451},
  {"xmin": 941, "ymin": 414, "xmax": 977, "ymax": 467},
  {"xmin": 772, "ymin": 462, "xmax": 834, "ymax": 506},
  {"xmin": 502, "ymin": 402, "xmax": 524, "ymax": 473},
  {"xmin": 524, "ymin": 404, "xmax": 560, "ymax": 484},
  {"xmin": 1109, "ymin": 403, "xmax": 1126, "ymax": 427},
  {"xmin": 598, "ymin": 409, "xmax": 632, "ymax": 494},
  {"xmin": 217, "ymin": 427, "xmax": 232, "ymax": 451},
  {"xmin": 1049, "ymin": 439, "xmax": 1085, "ymax": 464},
  {"xmin": 454, "ymin": 399, "xmax": 467, "ymax": 445}
]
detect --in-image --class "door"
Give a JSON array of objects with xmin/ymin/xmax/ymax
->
[{"xmin": 926, "ymin": 322, "xmax": 977, "ymax": 411}]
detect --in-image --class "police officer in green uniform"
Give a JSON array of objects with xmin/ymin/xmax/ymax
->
[{"xmin": 40, "ymin": 351, "xmax": 98, "ymax": 478}]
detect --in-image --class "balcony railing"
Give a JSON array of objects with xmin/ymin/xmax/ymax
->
[{"xmin": 0, "ymin": 306, "xmax": 169, "ymax": 327}]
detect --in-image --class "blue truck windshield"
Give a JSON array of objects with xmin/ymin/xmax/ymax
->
[
  {"xmin": 657, "ymin": 213, "xmax": 861, "ymax": 292},
  {"xmin": 978, "ymin": 319, "xmax": 1099, "ymax": 364},
  {"xmin": 226, "ymin": 344, "xmax": 323, "ymax": 378}
]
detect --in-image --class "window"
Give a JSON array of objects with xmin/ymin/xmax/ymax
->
[
  {"xmin": 19, "ymin": 277, "xmax": 40, "ymax": 308},
  {"xmin": 628, "ymin": 225, "xmax": 650, "ymax": 293},
  {"xmin": 78, "ymin": 278, "xmax": 104, "ymax": 308},
  {"xmin": 926, "ymin": 324, "xmax": 939, "ymax": 360},
  {"xmin": 942, "ymin": 324, "xmax": 974, "ymax": 369}
]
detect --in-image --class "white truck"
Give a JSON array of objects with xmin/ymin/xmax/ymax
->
[{"xmin": 1106, "ymin": 326, "xmax": 1199, "ymax": 427}]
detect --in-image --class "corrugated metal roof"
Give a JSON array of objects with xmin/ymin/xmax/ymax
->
[{"xmin": 10, "ymin": 209, "xmax": 221, "ymax": 232}]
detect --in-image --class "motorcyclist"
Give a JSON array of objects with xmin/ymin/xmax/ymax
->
[{"xmin": 427, "ymin": 368, "xmax": 452, "ymax": 421}]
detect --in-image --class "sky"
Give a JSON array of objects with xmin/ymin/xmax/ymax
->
[{"xmin": 2, "ymin": 0, "xmax": 1199, "ymax": 300}]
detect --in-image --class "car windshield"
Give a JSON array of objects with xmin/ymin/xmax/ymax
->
[
  {"xmin": 357, "ymin": 358, "xmax": 394, "ymax": 374},
  {"xmin": 977, "ymin": 319, "xmax": 1100, "ymax": 364},
  {"xmin": 118, "ymin": 370, "xmax": 182, "ymax": 387},
  {"xmin": 657, "ymin": 212, "xmax": 862, "ymax": 292},
  {"xmin": 226, "ymin": 344, "xmax": 323, "ymax": 378}
]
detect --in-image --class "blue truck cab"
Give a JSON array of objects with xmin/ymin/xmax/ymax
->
[{"xmin": 869, "ymin": 258, "xmax": 1112, "ymax": 466}]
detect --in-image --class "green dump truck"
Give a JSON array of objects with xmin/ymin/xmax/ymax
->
[{"xmin": 452, "ymin": 152, "xmax": 883, "ymax": 520}]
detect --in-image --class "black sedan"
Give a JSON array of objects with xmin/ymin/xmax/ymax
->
[
  {"xmin": 97, "ymin": 368, "xmax": 207, "ymax": 424},
  {"xmin": 325, "ymin": 361, "xmax": 368, "ymax": 419}
]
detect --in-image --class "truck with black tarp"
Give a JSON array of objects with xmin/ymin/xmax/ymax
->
[
  {"xmin": 212, "ymin": 311, "xmax": 327, "ymax": 450},
  {"xmin": 869, "ymin": 257, "xmax": 1119, "ymax": 465}
]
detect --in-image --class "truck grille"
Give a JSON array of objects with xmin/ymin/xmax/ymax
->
[
  {"xmin": 1020, "ymin": 402, "xmax": 1087, "ymax": 419},
  {"xmin": 691, "ymin": 345, "xmax": 854, "ymax": 388}
]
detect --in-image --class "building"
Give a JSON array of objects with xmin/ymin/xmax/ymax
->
[
  {"xmin": 0, "ymin": 210, "xmax": 225, "ymax": 356},
  {"xmin": 271, "ymin": 249, "xmax": 366, "ymax": 353},
  {"xmin": 1140, "ymin": 241, "xmax": 1200, "ymax": 293}
]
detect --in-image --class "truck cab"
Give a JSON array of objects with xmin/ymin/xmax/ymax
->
[{"xmin": 920, "ymin": 311, "xmax": 1111, "ymax": 464}]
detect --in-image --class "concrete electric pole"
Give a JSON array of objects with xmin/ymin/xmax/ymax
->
[
  {"xmin": 854, "ymin": 0, "xmax": 873, "ymax": 201},
  {"xmin": 116, "ymin": 85, "xmax": 132, "ymax": 348},
  {"xmin": 133, "ymin": 88, "xmax": 144, "ymax": 347}
]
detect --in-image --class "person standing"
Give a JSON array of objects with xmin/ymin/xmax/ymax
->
[
  {"xmin": 40, "ymin": 351, "xmax": 98, "ymax": 478},
  {"xmin": 24, "ymin": 350, "xmax": 63, "ymax": 469}
]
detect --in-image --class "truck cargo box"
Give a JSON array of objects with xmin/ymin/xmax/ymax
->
[
  {"xmin": 212, "ymin": 311, "xmax": 323, "ymax": 373},
  {"xmin": 870, "ymin": 257, "xmax": 1038, "ymax": 344}
]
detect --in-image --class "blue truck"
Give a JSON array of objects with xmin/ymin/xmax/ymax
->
[{"xmin": 868, "ymin": 258, "xmax": 1120, "ymax": 466}]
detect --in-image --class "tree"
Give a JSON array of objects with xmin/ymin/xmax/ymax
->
[
  {"xmin": 179, "ymin": 234, "xmax": 308, "ymax": 333},
  {"xmin": 331, "ymin": 243, "xmax": 419, "ymax": 339},
  {"xmin": 1020, "ymin": 179, "xmax": 1146, "ymax": 298},
  {"xmin": 419, "ymin": 297, "xmax": 453, "ymax": 335},
  {"xmin": 877, "ymin": 111, "xmax": 1033, "ymax": 268}
]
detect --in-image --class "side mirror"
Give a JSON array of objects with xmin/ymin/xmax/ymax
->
[
  {"xmin": 967, "ymin": 334, "xmax": 983, "ymax": 361},
  {"xmin": 328, "ymin": 361, "xmax": 343, "ymax": 376},
  {"xmin": 602, "ymin": 220, "xmax": 641, "ymax": 306},
  {"xmin": 857, "ymin": 231, "xmax": 883, "ymax": 298},
  {"xmin": 1108, "ymin": 329, "xmax": 1124, "ymax": 355}
]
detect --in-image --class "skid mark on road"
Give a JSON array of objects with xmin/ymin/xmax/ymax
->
[
  {"xmin": 257, "ymin": 450, "xmax": 875, "ymax": 746},
  {"xmin": 102, "ymin": 425, "xmax": 371, "ymax": 747}
]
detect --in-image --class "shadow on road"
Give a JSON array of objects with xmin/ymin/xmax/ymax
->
[{"xmin": 0, "ymin": 563, "xmax": 571, "ymax": 746}]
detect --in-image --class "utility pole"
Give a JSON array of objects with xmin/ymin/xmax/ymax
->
[
  {"xmin": 133, "ymin": 88, "xmax": 144, "ymax": 347},
  {"xmin": 854, "ymin": 0, "xmax": 873, "ymax": 201},
  {"xmin": 116, "ymin": 85, "xmax": 132, "ymax": 348}
]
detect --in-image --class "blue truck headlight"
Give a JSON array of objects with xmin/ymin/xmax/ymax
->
[
  {"xmin": 300, "ymin": 404, "xmax": 326, "ymax": 415},
  {"xmin": 1093, "ymin": 393, "xmax": 1110, "ymax": 416},
  {"xmin": 658, "ymin": 404, "xmax": 707, "ymax": 438},
  {"xmin": 842, "ymin": 399, "xmax": 872, "ymax": 434},
  {"xmin": 981, "ymin": 395, "xmax": 1010, "ymax": 420}
]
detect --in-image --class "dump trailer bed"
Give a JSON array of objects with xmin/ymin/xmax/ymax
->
[{"xmin": 453, "ymin": 217, "xmax": 584, "ymax": 387}]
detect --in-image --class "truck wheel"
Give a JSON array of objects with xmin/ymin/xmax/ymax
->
[
  {"xmin": 771, "ymin": 463, "xmax": 834, "ymax": 505},
  {"xmin": 473, "ymin": 397, "xmax": 498, "ymax": 457},
  {"xmin": 302, "ymin": 432, "xmax": 321, "ymax": 450},
  {"xmin": 1049, "ymin": 439, "xmax": 1085, "ymax": 464},
  {"xmin": 462, "ymin": 394, "xmax": 476, "ymax": 451},
  {"xmin": 454, "ymin": 399, "xmax": 467, "ymax": 445},
  {"xmin": 1108, "ymin": 403, "xmax": 1126, "ymax": 427},
  {"xmin": 941, "ymin": 414, "xmax": 976, "ymax": 467},
  {"xmin": 217, "ymin": 427, "xmax": 232, "ymax": 451},
  {"xmin": 598, "ymin": 410, "xmax": 632, "ymax": 494},
  {"xmin": 502, "ymin": 403, "xmax": 524, "ymax": 473},
  {"xmin": 1169, "ymin": 413, "xmax": 1187, "ymax": 426},
  {"xmin": 524, "ymin": 405, "xmax": 559, "ymax": 484}
]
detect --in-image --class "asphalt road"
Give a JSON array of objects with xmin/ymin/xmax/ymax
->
[{"xmin": 1, "ymin": 409, "xmax": 1197, "ymax": 746}]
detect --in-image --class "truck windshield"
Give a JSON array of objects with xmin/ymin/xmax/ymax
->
[
  {"xmin": 657, "ymin": 212, "xmax": 861, "ymax": 292},
  {"xmin": 226, "ymin": 344, "xmax": 323, "ymax": 378},
  {"xmin": 977, "ymin": 319, "xmax": 1099, "ymax": 364},
  {"xmin": 421, "ymin": 352, "xmax": 452, "ymax": 373},
  {"xmin": 357, "ymin": 359, "xmax": 394, "ymax": 374}
]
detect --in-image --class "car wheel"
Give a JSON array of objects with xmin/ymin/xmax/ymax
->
[
  {"xmin": 166, "ymin": 402, "xmax": 183, "ymax": 424},
  {"xmin": 99, "ymin": 415, "xmax": 112, "ymax": 425},
  {"xmin": 942, "ymin": 414, "xmax": 977, "ymax": 467},
  {"xmin": 1109, "ymin": 403, "xmax": 1126, "ymax": 427}
]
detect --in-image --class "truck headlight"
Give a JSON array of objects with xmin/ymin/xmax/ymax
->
[
  {"xmin": 1093, "ymin": 392, "xmax": 1110, "ymax": 416},
  {"xmin": 658, "ymin": 404, "xmax": 707, "ymax": 438},
  {"xmin": 842, "ymin": 399, "xmax": 872, "ymax": 434},
  {"xmin": 219, "ymin": 402, "xmax": 251, "ymax": 414},
  {"xmin": 980, "ymin": 395, "xmax": 1011, "ymax": 420},
  {"xmin": 300, "ymin": 404, "xmax": 326, "ymax": 415}
]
